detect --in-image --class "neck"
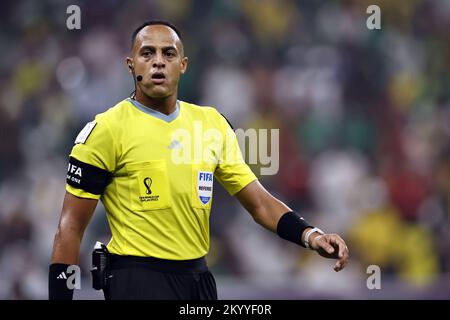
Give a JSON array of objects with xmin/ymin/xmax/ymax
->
[{"xmin": 134, "ymin": 90, "xmax": 177, "ymax": 115}]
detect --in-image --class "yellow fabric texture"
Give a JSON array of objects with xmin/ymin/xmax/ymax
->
[{"xmin": 67, "ymin": 99, "xmax": 257, "ymax": 260}]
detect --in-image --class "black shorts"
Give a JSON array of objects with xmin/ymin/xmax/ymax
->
[{"xmin": 103, "ymin": 254, "xmax": 217, "ymax": 300}]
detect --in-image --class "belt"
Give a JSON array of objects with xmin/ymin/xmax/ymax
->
[{"xmin": 108, "ymin": 254, "xmax": 209, "ymax": 274}]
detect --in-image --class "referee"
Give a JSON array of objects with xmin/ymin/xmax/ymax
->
[{"xmin": 49, "ymin": 20, "xmax": 349, "ymax": 300}]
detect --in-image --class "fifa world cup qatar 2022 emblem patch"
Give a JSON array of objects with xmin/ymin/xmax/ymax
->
[
  {"xmin": 140, "ymin": 176, "xmax": 159, "ymax": 202},
  {"xmin": 197, "ymin": 171, "xmax": 213, "ymax": 205},
  {"xmin": 144, "ymin": 177, "xmax": 152, "ymax": 194}
]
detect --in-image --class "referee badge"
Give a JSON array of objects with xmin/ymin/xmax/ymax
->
[
  {"xmin": 74, "ymin": 120, "xmax": 97, "ymax": 144},
  {"xmin": 197, "ymin": 171, "xmax": 213, "ymax": 205}
]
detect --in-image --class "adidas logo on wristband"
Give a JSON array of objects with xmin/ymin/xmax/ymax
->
[{"xmin": 56, "ymin": 272, "xmax": 68, "ymax": 280}]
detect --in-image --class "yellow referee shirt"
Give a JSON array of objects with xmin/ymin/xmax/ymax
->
[{"xmin": 66, "ymin": 98, "xmax": 257, "ymax": 260}]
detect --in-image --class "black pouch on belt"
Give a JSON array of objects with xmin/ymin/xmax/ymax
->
[{"xmin": 90, "ymin": 241, "xmax": 110, "ymax": 290}]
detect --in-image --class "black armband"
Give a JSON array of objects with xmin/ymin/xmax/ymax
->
[
  {"xmin": 49, "ymin": 263, "xmax": 74, "ymax": 300},
  {"xmin": 276, "ymin": 211, "xmax": 313, "ymax": 248},
  {"xmin": 66, "ymin": 157, "xmax": 112, "ymax": 195}
]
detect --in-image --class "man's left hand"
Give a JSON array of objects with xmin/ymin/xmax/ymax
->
[{"xmin": 309, "ymin": 233, "xmax": 350, "ymax": 272}]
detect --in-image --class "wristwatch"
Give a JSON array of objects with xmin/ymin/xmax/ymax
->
[{"xmin": 303, "ymin": 227, "xmax": 324, "ymax": 249}]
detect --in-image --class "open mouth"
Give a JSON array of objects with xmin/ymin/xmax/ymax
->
[{"xmin": 151, "ymin": 72, "xmax": 166, "ymax": 84}]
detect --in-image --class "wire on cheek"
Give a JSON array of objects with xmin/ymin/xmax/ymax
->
[{"xmin": 129, "ymin": 68, "xmax": 137, "ymax": 99}]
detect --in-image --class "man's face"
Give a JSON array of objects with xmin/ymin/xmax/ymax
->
[{"xmin": 127, "ymin": 25, "xmax": 187, "ymax": 99}]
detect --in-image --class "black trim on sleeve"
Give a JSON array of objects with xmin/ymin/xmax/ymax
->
[
  {"xmin": 220, "ymin": 113, "xmax": 234, "ymax": 130},
  {"xmin": 66, "ymin": 157, "xmax": 112, "ymax": 195}
]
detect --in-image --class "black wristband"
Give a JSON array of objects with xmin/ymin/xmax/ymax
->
[
  {"xmin": 49, "ymin": 263, "xmax": 74, "ymax": 300},
  {"xmin": 276, "ymin": 211, "xmax": 313, "ymax": 248}
]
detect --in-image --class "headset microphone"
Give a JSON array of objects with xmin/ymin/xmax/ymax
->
[{"xmin": 136, "ymin": 75, "xmax": 143, "ymax": 81}]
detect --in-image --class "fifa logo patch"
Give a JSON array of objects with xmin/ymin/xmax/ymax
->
[
  {"xmin": 140, "ymin": 177, "xmax": 159, "ymax": 202},
  {"xmin": 144, "ymin": 177, "xmax": 152, "ymax": 194},
  {"xmin": 197, "ymin": 171, "xmax": 213, "ymax": 205}
]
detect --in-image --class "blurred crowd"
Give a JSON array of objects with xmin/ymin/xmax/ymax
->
[{"xmin": 0, "ymin": 0, "xmax": 449, "ymax": 299}]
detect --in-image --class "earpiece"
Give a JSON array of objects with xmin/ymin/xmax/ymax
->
[{"xmin": 129, "ymin": 64, "xmax": 143, "ymax": 82}]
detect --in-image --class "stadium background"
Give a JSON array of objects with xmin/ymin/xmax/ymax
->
[{"xmin": 0, "ymin": 0, "xmax": 449, "ymax": 299}]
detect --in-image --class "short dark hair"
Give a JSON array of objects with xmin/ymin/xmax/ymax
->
[{"xmin": 131, "ymin": 20, "xmax": 182, "ymax": 49}]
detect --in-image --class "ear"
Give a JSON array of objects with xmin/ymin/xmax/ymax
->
[
  {"xmin": 180, "ymin": 56, "xmax": 188, "ymax": 75},
  {"xmin": 126, "ymin": 57, "xmax": 133, "ymax": 74}
]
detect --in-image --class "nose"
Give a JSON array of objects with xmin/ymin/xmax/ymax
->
[{"xmin": 152, "ymin": 52, "xmax": 165, "ymax": 68}]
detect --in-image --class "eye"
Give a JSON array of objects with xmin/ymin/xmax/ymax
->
[
  {"xmin": 142, "ymin": 50, "xmax": 152, "ymax": 57},
  {"xmin": 165, "ymin": 50, "xmax": 176, "ymax": 57}
]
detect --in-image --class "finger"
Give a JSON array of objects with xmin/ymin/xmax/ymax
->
[
  {"xmin": 329, "ymin": 235, "xmax": 347, "ymax": 258},
  {"xmin": 318, "ymin": 238, "xmax": 335, "ymax": 254},
  {"xmin": 341, "ymin": 245, "xmax": 350, "ymax": 263},
  {"xmin": 334, "ymin": 258, "xmax": 348, "ymax": 272},
  {"xmin": 338, "ymin": 242, "xmax": 346, "ymax": 258},
  {"xmin": 337, "ymin": 250, "xmax": 349, "ymax": 270},
  {"xmin": 338, "ymin": 256, "xmax": 348, "ymax": 269},
  {"xmin": 334, "ymin": 261, "xmax": 342, "ymax": 272}
]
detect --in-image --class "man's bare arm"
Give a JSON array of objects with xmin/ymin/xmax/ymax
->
[
  {"xmin": 235, "ymin": 180, "xmax": 349, "ymax": 271},
  {"xmin": 51, "ymin": 192, "xmax": 98, "ymax": 265},
  {"xmin": 235, "ymin": 180, "xmax": 314, "ymax": 243},
  {"xmin": 235, "ymin": 180, "xmax": 292, "ymax": 232}
]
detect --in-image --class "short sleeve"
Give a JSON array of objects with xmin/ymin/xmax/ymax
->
[
  {"xmin": 214, "ymin": 112, "xmax": 257, "ymax": 196},
  {"xmin": 65, "ymin": 114, "xmax": 116, "ymax": 199}
]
